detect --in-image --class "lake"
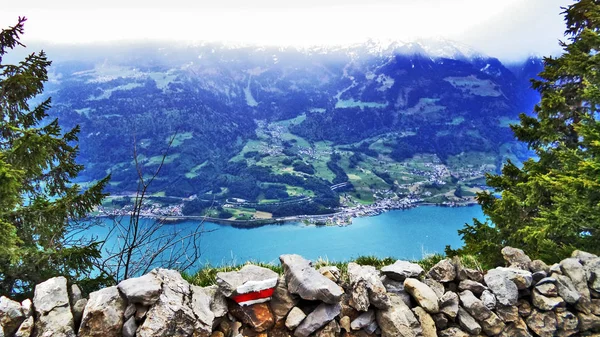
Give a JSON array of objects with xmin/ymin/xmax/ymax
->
[{"xmin": 92, "ymin": 205, "xmax": 485, "ymax": 267}]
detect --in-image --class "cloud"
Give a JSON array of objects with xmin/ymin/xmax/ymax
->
[{"xmin": 0, "ymin": 0, "xmax": 573, "ymax": 62}]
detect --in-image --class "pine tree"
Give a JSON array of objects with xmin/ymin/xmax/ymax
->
[
  {"xmin": 451, "ymin": 0, "xmax": 600, "ymax": 267},
  {"xmin": 0, "ymin": 18, "xmax": 109, "ymax": 298}
]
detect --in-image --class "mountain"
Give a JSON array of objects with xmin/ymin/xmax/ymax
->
[{"xmin": 43, "ymin": 40, "xmax": 543, "ymax": 219}]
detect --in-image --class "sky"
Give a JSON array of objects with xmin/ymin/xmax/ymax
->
[{"xmin": 1, "ymin": 0, "xmax": 572, "ymax": 62}]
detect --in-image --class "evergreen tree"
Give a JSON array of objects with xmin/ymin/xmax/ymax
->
[
  {"xmin": 0, "ymin": 17, "xmax": 109, "ymax": 298},
  {"xmin": 451, "ymin": 0, "xmax": 600, "ymax": 267}
]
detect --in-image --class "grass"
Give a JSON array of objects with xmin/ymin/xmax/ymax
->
[{"xmin": 183, "ymin": 253, "xmax": 482, "ymax": 287}]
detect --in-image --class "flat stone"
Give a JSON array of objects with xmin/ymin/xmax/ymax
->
[
  {"xmin": 489, "ymin": 267, "xmax": 533, "ymax": 290},
  {"xmin": 531, "ymin": 289, "xmax": 564, "ymax": 311},
  {"xmin": 412, "ymin": 307, "xmax": 436, "ymax": 337},
  {"xmin": 78, "ymin": 286, "xmax": 126, "ymax": 337},
  {"xmin": 496, "ymin": 304, "xmax": 519, "ymax": 323},
  {"xmin": 526, "ymin": 309, "xmax": 557, "ymax": 337},
  {"xmin": 216, "ymin": 264, "xmax": 278, "ymax": 299},
  {"xmin": 0, "ymin": 296, "xmax": 24, "ymax": 336},
  {"xmin": 458, "ymin": 279, "xmax": 486, "ymax": 295},
  {"xmin": 439, "ymin": 291, "xmax": 459, "ymax": 319},
  {"xmin": 535, "ymin": 281, "xmax": 558, "ymax": 297},
  {"xmin": 280, "ymin": 254, "xmax": 343, "ymax": 304},
  {"xmin": 484, "ymin": 270, "xmax": 518, "ymax": 306},
  {"xmin": 270, "ymin": 275, "xmax": 299, "ymax": 321},
  {"xmin": 229, "ymin": 302, "xmax": 275, "ymax": 332},
  {"xmin": 381, "ymin": 260, "xmax": 424, "ymax": 281},
  {"xmin": 350, "ymin": 310, "xmax": 375, "ymax": 330},
  {"xmin": 403, "ymin": 278, "xmax": 439, "ymax": 313},
  {"xmin": 117, "ymin": 273, "xmax": 162, "ymax": 306},
  {"xmin": 428, "ymin": 259, "xmax": 456, "ymax": 282},
  {"xmin": 554, "ymin": 274, "xmax": 581, "ymax": 304},
  {"xmin": 457, "ymin": 306, "xmax": 481, "ymax": 335},
  {"xmin": 33, "ymin": 276, "xmax": 75, "ymax": 337},
  {"xmin": 294, "ymin": 302, "xmax": 341, "ymax": 337},
  {"xmin": 376, "ymin": 294, "xmax": 421, "ymax": 337},
  {"xmin": 285, "ymin": 307, "xmax": 306, "ymax": 330}
]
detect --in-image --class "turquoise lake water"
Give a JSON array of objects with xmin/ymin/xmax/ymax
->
[{"xmin": 93, "ymin": 205, "xmax": 485, "ymax": 267}]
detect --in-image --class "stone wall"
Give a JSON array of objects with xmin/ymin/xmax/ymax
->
[{"xmin": 2, "ymin": 247, "xmax": 600, "ymax": 337}]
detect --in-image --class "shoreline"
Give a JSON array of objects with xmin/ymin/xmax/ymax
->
[{"xmin": 94, "ymin": 201, "xmax": 479, "ymax": 228}]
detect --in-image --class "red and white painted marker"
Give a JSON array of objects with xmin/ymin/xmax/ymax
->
[{"xmin": 231, "ymin": 278, "xmax": 278, "ymax": 306}]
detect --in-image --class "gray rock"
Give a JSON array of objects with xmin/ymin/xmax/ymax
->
[
  {"xmin": 314, "ymin": 319, "xmax": 340, "ymax": 337},
  {"xmin": 489, "ymin": 267, "xmax": 533, "ymax": 290},
  {"xmin": 381, "ymin": 260, "xmax": 424, "ymax": 281},
  {"xmin": 33, "ymin": 276, "xmax": 76, "ymax": 337},
  {"xmin": 72, "ymin": 298, "xmax": 87, "ymax": 329},
  {"xmin": 381, "ymin": 276, "xmax": 411, "ymax": 306},
  {"xmin": 339, "ymin": 316, "xmax": 351, "ymax": 332},
  {"xmin": 531, "ymin": 289, "xmax": 564, "ymax": 311},
  {"xmin": 585, "ymin": 257, "xmax": 600, "ymax": 293},
  {"xmin": 270, "ymin": 275, "xmax": 299, "ymax": 321},
  {"xmin": 347, "ymin": 263, "xmax": 389, "ymax": 310},
  {"xmin": 432, "ymin": 313, "xmax": 448, "ymax": 330},
  {"xmin": 285, "ymin": 307, "xmax": 306, "ymax": 330},
  {"xmin": 216, "ymin": 264, "xmax": 278, "ymax": 298},
  {"xmin": 550, "ymin": 263, "xmax": 562, "ymax": 274},
  {"xmin": 458, "ymin": 280, "xmax": 486, "ymax": 295},
  {"xmin": 532, "ymin": 271, "xmax": 547, "ymax": 282},
  {"xmin": 496, "ymin": 304, "xmax": 519, "ymax": 323},
  {"xmin": 484, "ymin": 269, "xmax": 518, "ymax": 306},
  {"xmin": 318, "ymin": 266, "xmax": 341, "ymax": 283},
  {"xmin": 560, "ymin": 258, "xmax": 591, "ymax": 302},
  {"xmin": 576, "ymin": 311, "xmax": 600, "ymax": 333},
  {"xmin": 14, "ymin": 316, "xmax": 33, "ymax": 337},
  {"xmin": 529, "ymin": 259, "xmax": 550, "ymax": 274},
  {"xmin": 376, "ymin": 294, "xmax": 422, "ymax": 337},
  {"xmin": 554, "ymin": 274, "xmax": 581, "ymax": 304},
  {"xmin": 439, "ymin": 327, "xmax": 469, "ymax": 337},
  {"xmin": 122, "ymin": 317, "xmax": 137, "ymax": 337},
  {"xmin": 117, "ymin": 273, "xmax": 162, "ymax": 306},
  {"xmin": 350, "ymin": 309, "xmax": 375, "ymax": 330},
  {"xmin": 191, "ymin": 285, "xmax": 215, "ymax": 336},
  {"xmin": 201, "ymin": 285, "xmax": 228, "ymax": 318},
  {"xmin": 423, "ymin": 279, "xmax": 444, "ymax": 298},
  {"xmin": 459, "ymin": 290, "xmax": 505, "ymax": 335},
  {"xmin": 517, "ymin": 299, "xmax": 532, "ymax": 317},
  {"xmin": 457, "ymin": 307, "xmax": 481, "ymax": 335},
  {"xmin": 0, "ymin": 296, "xmax": 24, "ymax": 336},
  {"xmin": 137, "ymin": 269, "xmax": 197, "ymax": 337},
  {"xmin": 20, "ymin": 299, "xmax": 32, "ymax": 319},
  {"xmin": 481, "ymin": 289, "xmax": 497, "ymax": 310},
  {"xmin": 428, "ymin": 259, "xmax": 456, "ymax": 282},
  {"xmin": 556, "ymin": 310, "xmax": 579, "ymax": 337},
  {"xmin": 572, "ymin": 250, "xmax": 598, "ymax": 264},
  {"xmin": 280, "ymin": 254, "xmax": 343, "ymax": 304},
  {"xmin": 501, "ymin": 246, "xmax": 531, "ymax": 269},
  {"xmin": 439, "ymin": 291, "xmax": 459, "ymax": 319},
  {"xmin": 412, "ymin": 307, "xmax": 436, "ymax": 337},
  {"xmin": 404, "ymin": 278, "xmax": 439, "ymax": 313},
  {"xmin": 535, "ymin": 281, "xmax": 558, "ymax": 297},
  {"xmin": 365, "ymin": 320, "xmax": 378, "ymax": 334},
  {"xmin": 78, "ymin": 286, "xmax": 126, "ymax": 337},
  {"xmin": 124, "ymin": 303, "xmax": 136, "ymax": 319},
  {"xmin": 135, "ymin": 304, "xmax": 148, "ymax": 322},
  {"xmin": 526, "ymin": 309, "xmax": 557, "ymax": 337},
  {"xmin": 294, "ymin": 302, "xmax": 341, "ymax": 337},
  {"xmin": 464, "ymin": 268, "xmax": 484, "ymax": 283},
  {"xmin": 499, "ymin": 317, "xmax": 533, "ymax": 337},
  {"xmin": 70, "ymin": 284, "xmax": 83, "ymax": 305}
]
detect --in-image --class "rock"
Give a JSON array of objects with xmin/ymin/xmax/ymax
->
[
  {"xmin": 135, "ymin": 304, "xmax": 148, "ymax": 322},
  {"xmin": 318, "ymin": 266, "xmax": 341, "ymax": 283},
  {"xmin": 438, "ymin": 327, "xmax": 469, "ymax": 337},
  {"xmin": 532, "ymin": 271, "xmax": 547, "ymax": 283},
  {"xmin": 200, "ymin": 285, "xmax": 228, "ymax": 319},
  {"xmin": 347, "ymin": 263, "xmax": 389, "ymax": 310},
  {"xmin": 124, "ymin": 303, "xmax": 136, "ymax": 319},
  {"xmin": 535, "ymin": 278, "xmax": 558, "ymax": 296},
  {"xmin": 423, "ymin": 279, "xmax": 444, "ymax": 298},
  {"xmin": 375, "ymin": 294, "xmax": 421, "ymax": 337},
  {"xmin": 484, "ymin": 270, "xmax": 518, "ymax": 306},
  {"xmin": 72, "ymin": 298, "xmax": 87, "ymax": 329},
  {"xmin": 585, "ymin": 257, "xmax": 600, "ymax": 293},
  {"xmin": 577, "ymin": 312, "xmax": 600, "ymax": 332},
  {"xmin": 531, "ymin": 289, "xmax": 564, "ymax": 311},
  {"xmin": 457, "ymin": 307, "xmax": 481, "ymax": 335},
  {"xmin": 560, "ymin": 258, "xmax": 591, "ymax": 300},
  {"xmin": 285, "ymin": 307, "xmax": 306, "ymax": 330},
  {"xmin": 458, "ymin": 280, "xmax": 486, "ymax": 295},
  {"xmin": 556, "ymin": 310, "xmax": 579, "ymax": 336},
  {"xmin": 517, "ymin": 299, "xmax": 532, "ymax": 317},
  {"xmin": 412, "ymin": 307, "xmax": 437, "ymax": 337},
  {"xmin": 280, "ymin": 255, "xmax": 343, "ymax": 304},
  {"xmin": 122, "ymin": 317, "xmax": 137, "ymax": 337},
  {"xmin": 229, "ymin": 302, "xmax": 274, "ymax": 333},
  {"xmin": 20, "ymin": 299, "xmax": 32, "ymax": 318},
  {"xmin": 529, "ymin": 259, "xmax": 550, "ymax": 274},
  {"xmin": 501, "ymin": 246, "xmax": 531, "ymax": 269},
  {"xmin": 452, "ymin": 256, "xmax": 468, "ymax": 281},
  {"xmin": 431, "ymin": 313, "xmax": 448, "ymax": 330},
  {"xmin": 137, "ymin": 269, "xmax": 197, "ymax": 337},
  {"xmin": 270, "ymin": 275, "xmax": 299, "ymax": 321},
  {"xmin": 33, "ymin": 276, "xmax": 76, "ymax": 337},
  {"xmin": 554, "ymin": 274, "xmax": 581, "ymax": 304},
  {"xmin": 216, "ymin": 264, "xmax": 278, "ymax": 301},
  {"xmin": 70, "ymin": 284, "xmax": 83, "ymax": 305},
  {"xmin": 459, "ymin": 290, "xmax": 505, "ymax": 335},
  {"xmin": 380, "ymin": 276, "xmax": 411, "ymax": 306},
  {"xmin": 191, "ymin": 285, "xmax": 216, "ymax": 335},
  {"xmin": 572, "ymin": 250, "xmax": 598, "ymax": 264},
  {"xmin": 365, "ymin": 320, "xmax": 378, "ymax": 335},
  {"xmin": 403, "ymin": 278, "xmax": 439, "ymax": 313},
  {"xmin": 294, "ymin": 302, "xmax": 341, "ymax": 337},
  {"xmin": 211, "ymin": 332, "xmax": 225, "ymax": 337},
  {"xmin": 525, "ymin": 309, "xmax": 557, "ymax": 337},
  {"xmin": 481, "ymin": 289, "xmax": 497, "ymax": 310},
  {"xmin": 489, "ymin": 267, "xmax": 533, "ymax": 290},
  {"xmin": 380, "ymin": 260, "xmax": 424, "ymax": 281},
  {"xmin": 438, "ymin": 292, "xmax": 459, "ymax": 319},
  {"xmin": 314, "ymin": 320, "xmax": 340, "ymax": 337},
  {"xmin": 496, "ymin": 304, "xmax": 519, "ymax": 323},
  {"xmin": 78, "ymin": 286, "xmax": 126, "ymax": 337},
  {"xmin": 0, "ymin": 296, "xmax": 24, "ymax": 336},
  {"xmin": 350, "ymin": 310, "xmax": 375, "ymax": 330},
  {"xmin": 498, "ymin": 318, "xmax": 533, "ymax": 337},
  {"xmin": 117, "ymin": 273, "xmax": 162, "ymax": 306},
  {"xmin": 428, "ymin": 259, "xmax": 456, "ymax": 283},
  {"xmin": 13, "ymin": 316, "xmax": 33, "ymax": 337},
  {"xmin": 339, "ymin": 316, "xmax": 351, "ymax": 332}
]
